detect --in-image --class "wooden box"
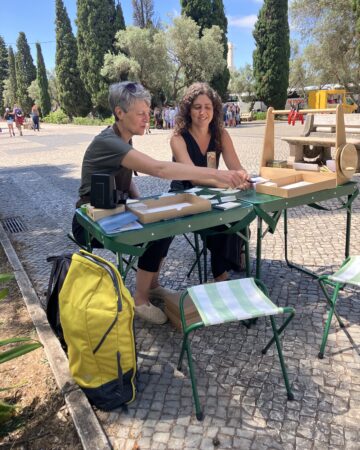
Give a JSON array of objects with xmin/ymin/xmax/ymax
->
[
  {"xmin": 256, "ymin": 168, "xmax": 336, "ymax": 198},
  {"xmin": 164, "ymin": 294, "xmax": 201, "ymax": 331},
  {"xmin": 126, "ymin": 193, "xmax": 211, "ymax": 224},
  {"xmin": 257, "ymin": 105, "xmax": 358, "ymax": 198}
]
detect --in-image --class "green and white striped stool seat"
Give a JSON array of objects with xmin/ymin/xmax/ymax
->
[
  {"xmin": 187, "ymin": 278, "xmax": 284, "ymax": 327},
  {"xmin": 329, "ymin": 256, "xmax": 360, "ymax": 287}
]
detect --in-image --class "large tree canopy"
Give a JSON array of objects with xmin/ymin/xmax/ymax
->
[
  {"xmin": 102, "ymin": 16, "xmax": 225, "ymax": 102},
  {"xmin": 132, "ymin": 0, "xmax": 155, "ymax": 28},
  {"xmin": 181, "ymin": 0, "xmax": 230, "ymax": 99},
  {"xmin": 36, "ymin": 43, "xmax": 51, "ymax": 116},
  {"xmin": 253, "ymin": 0, "xmax": 290, "ymax": 109},
  {"xmin": 290, "ymin": 0, "xmax": 359, "ymax": 96},
  {"xmin": 55, "ymin": 0, "xmax": 90, "ymax": 117},
  {"xmin": 76, "ymin": 0, "xmax": 117, "ymax": 112},
  {"xmin": 15, "ymin": 32, "xmax": 36, "ymax": 113},
  {"xmin": 0, "ymin": 36, "xmax": 8, "ymax": 115},
  {"xmin": 6, "ymin": 46, "xmax": 17, "ymax": 108}
]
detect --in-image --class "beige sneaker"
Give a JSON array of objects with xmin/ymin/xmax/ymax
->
[
  {"xmin": 135, "ymin": 303, "xmax": 168, "ymax": 324},
  {"xmin": 149, "ymin": 286, "xmax": 180, "ymax": 302}
]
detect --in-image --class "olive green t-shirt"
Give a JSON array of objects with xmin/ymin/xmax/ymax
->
[{"xmin": 79, "ymin": 126, "xmax": 133, "ymax": 197}]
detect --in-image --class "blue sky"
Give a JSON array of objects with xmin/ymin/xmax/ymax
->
[{"xmin": 0, "ymin": 0, "xmax": 263, "ymax": 72}]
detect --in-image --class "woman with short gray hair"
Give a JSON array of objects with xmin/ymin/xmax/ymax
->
[{"xmin": 73, "ymin": 81, "xmax": 248, "ymax": 325}]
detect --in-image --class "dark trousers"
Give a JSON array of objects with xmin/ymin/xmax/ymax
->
[{"xmin": 72, "ymin": 213, "xmax": 172, "ymax": 272}]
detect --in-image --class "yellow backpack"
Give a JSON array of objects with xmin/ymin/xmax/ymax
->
[{"xmin": 59, "ymin": 250, "xmax": 136, "ymax": 410}]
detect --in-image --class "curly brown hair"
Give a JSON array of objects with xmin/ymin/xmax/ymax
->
[{"xmin": 174, "ymin": 82, "xmax": 224, "ymax": 152}]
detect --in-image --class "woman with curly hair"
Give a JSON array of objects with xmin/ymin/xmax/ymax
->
[{"xmin": 169, "ymin": 82, "xmax": 250, "ymax": 281}]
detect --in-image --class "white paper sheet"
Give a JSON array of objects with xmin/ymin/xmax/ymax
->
[
  {"xmin": 213, "ymin": 202, "xmax": 240, "ymax": 210},
  {"xmin": 142, "ymin": 202, "xmax": 192, "ymax": 214},
  {"xmin": 282, "ymin": 181, "xmax": 312, "ymax": 190}
]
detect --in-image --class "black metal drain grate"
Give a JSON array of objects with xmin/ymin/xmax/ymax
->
[{"xmin": 1, "ymin": 217, "xmax": 27, "ymax": 233}]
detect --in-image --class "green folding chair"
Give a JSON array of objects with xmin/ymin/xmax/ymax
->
[
  {"xmin": 177, "ymin": 278, "xmax": 295, "ymax": 420},
  {"xmin": 318, "ymin": 256, "xmax": 360, "ymax": 359}
]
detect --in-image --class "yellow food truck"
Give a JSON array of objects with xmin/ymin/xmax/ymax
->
[{"xmin": 307, "ymin": 89, "xmax": 357, "ymax": 113}]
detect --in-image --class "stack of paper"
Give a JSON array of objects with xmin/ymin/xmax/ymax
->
[{"xmin": 97, "ymin": 212, "xmax": 142, "ymax": 234}]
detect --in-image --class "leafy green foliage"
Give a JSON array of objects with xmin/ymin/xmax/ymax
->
[
  {"xmin": 0, "ymin": 272, "xmax": 42, "ymax": 424},
  {"xmin": 0, "ymin": 338, "xmax": 42, "ymax": 364},
  {"xmin": 35, "ymin": 43, "xmax": 51, "ymax": 116},
  {"xmin": 253, "ymin": 0, "xmax": 290, "ymax": 109},
  {"xmin": 114, "ymin": 1, "xmax": 126, "ymax": 31},
  {"xmin": 42, "ymin": 109, "xmax": 70, "ymax": 124},
  {"xmin": 6, "ymin": 47, "xmax": 17, "ymax": 108},
  {"xmin": 55, "ymin": 0, "xmax": 91, "ymax": 118},
  {"xmin": 0, "ymin": 36, "xmax": 8, "ymax": 115},
  {"xmin": 15, "ymin": 32, "xmax": 36, "ymax": 114},
  {"xmin": 181, "ymin": 0, "xmax": 229, "ymax": 99},
  {"xmin": 132, "ymin": 0, "xmax": 155, "ymax": 28},
  {"xmin": 290, "ymin": 0, "xmax": 359, "ymax": 97},
  {"xmin": 76, "ymin": 0, "xmax": 117, "ymax": 112},
  {"xmin": 0, "ymin": 274, "xmax": 14, "ymax": 302}
]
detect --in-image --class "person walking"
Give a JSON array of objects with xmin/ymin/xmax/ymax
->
[
  {"xmin": 14, "ymin": 105, "xmax": 24, "ymax": 136},
  {"xmin": 31, "ymin": 104, "xmax": 40, "ymax": 131},
  {"xmin": 4, "ymin": 108, "xmax": 15, "ymax": 137}
]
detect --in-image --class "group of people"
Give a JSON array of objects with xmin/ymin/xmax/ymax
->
[
  {"xmin": 73, "ymin": 80, "xmax": 250, "ymax": 325},
  {"xmin": 2, "ymin": 104, "xmax": 41, "ymax": 137},
  {"xmin": 154, "ymin": 105, "xmax": 179, "ymax": 129},
  {"xmin": 223, "ymin": 102, "xmax": 241, "ymax": 127}
]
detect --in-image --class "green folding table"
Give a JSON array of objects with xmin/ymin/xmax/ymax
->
[{"xmin": 75, "ymin": 197, "xmax": 256, "ymax": 279}]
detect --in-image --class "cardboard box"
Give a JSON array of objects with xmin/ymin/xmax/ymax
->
[
  {"xmin": 256, "ymin": 167, "xmax": 336, "ymax": 198},
  {"xmin": 86, "ymin": 203, "xmax": 125, "ymax": 221},
  {"xmin": 164, "ymin": 294, "xmax": 201, "ymax": 331},
  {"xmin": 126, "ymin": 193, "xmax": 211, "ymax": 224}
]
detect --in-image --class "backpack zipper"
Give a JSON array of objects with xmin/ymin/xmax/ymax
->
[{"xmin": 81, "ymin": 253, "xmax": 123, "ymax": 354}]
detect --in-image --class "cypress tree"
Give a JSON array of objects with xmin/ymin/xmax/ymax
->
[
  {"xmin": 55, "ymin": 0, "xmax": 91, "ymax": 117},
  {"xmin": 0, "ymin": 36, "xmax": 8, "ymax": 115},
  {"xmin": 132, "ymin": 0, "xmax": 155, "ymax": 28},
  {"xmin": 115, "ymin": 0, "xmax": 126, "ymax": 31},
  {"xmin": 15, "ymin": 32, "xmax": 36, "ymax": 113},
  {"xmin": 35, "ymin": 43, "xmax": 51, "ymax": 116},
  {"xmin": 8, "ymin": 46, "xmax": 17, "ymax": 107},
  {"xmin": 209, "ymin": 0, "xmax": 230, "ymax": 99},
  {"xmin": 77, "ymin": 0, "xmax": 117, "ymax": 112},
  {"xmin": 181, "ymin": 0, "xmax": 230, "ymax": 99},
  {"xmin": 253, "ymin": 0, "xmax": 290, "ymax": 109}
]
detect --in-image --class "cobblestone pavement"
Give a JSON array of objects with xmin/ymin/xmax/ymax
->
[{"xmin": 0, "ymin": 121, "xmax": 360, "ymax": 450}]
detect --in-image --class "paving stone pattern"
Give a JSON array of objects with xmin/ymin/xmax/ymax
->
[{"xmin": 0, "ymin": 121, "xmax": 360, "ymax": 449}]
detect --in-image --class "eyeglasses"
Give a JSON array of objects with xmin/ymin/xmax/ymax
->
[{"xmin": 124, "ymin": 82, "xmax": 137, "ymax": 94}]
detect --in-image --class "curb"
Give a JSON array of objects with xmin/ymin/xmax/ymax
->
[{"xmin": 0, "ymin": 224, "xmax": 112, "ymax": 450}]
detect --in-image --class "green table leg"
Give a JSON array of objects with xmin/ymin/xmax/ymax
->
[
  {"xmin": 256, "ymin": 216, "xmax": 262, "ymax": 279},
  {"xmin": 345, "ymin": 194, "xmax": 352, "ymax": 258}
]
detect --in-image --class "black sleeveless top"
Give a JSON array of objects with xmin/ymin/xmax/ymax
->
[{"xmin": 170, "ymin": 130, "xmax": 220, "ymax": 191}]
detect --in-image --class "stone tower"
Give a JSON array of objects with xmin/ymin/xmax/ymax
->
[{"xmin": 227, "ymin": 42, "xmax": 235, "ymax": 70}]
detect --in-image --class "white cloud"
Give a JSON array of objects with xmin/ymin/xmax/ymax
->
[
  {"xmin": 227, "ymin": 15, "xmax": 258, "ymax": 28},
  {"xmin": 252, "ymin": 0, "xmax": 263, "ymax": 3}
]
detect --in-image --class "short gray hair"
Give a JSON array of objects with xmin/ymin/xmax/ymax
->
[{"xmin": 109, "ymin": 82, "xmax": 151, "ymax": 119}]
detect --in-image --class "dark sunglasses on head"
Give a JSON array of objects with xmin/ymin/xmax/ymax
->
[{"xmin": 125, "ymin": 82, "xmax": 137, "ymax": 93}]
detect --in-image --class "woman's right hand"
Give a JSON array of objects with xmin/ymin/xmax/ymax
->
[{"xmin": 216, "ymin": 169, "xmax": 249, "ymax": 189}]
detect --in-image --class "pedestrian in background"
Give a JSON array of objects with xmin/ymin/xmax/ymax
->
[
  {"xmin": 14, "ymin": 105, "xmax": 24, "ymax": 136},
  {"xmin": 4, "ymin": 108, "xmax": 15, "ymax": 137},
  {"xmin": 31, "ymin": 104, "xmax": 40, "ymax": 131}
]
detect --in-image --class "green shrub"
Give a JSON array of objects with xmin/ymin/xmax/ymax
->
[
  {"xmin": 0, "ymin": 273, "xmax": 42, "ymax": 424},
  {"xmin": 72, "ymin": 116, "xmax": 113, "ymax": 126},
  {"xmin": 42, "ymin": 109, "xmax": 70, "ymax": 124},
  {"xmin": 253, "ymin": 112, "xmax": 267, "ymax": 120}
]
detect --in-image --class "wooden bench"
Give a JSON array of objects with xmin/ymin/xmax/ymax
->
[
  {"xmin": 240, "ymin": 111, "xmax": 254, "ymax": 122},
  {"xmin": 281, "ymin": 108, "xmax": 360, "ymax": 171}
]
